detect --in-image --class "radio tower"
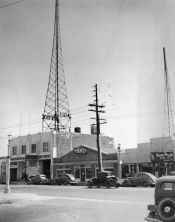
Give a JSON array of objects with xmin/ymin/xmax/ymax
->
[
  {"xmin": 163, "ymin": 47, "xmax": 175, "ymax": 138},
  {"xmin": 42, "ymin": 0, "xmax": 71, "ymax": 133}
]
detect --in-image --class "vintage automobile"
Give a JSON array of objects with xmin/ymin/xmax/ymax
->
[
  {"xmin": 87, "ymin": 171, "xmax": 120, "ymax": 188},
  {"xmin": 0, "ymin": 174, "xmax": 6, "ymax": 184},
  {"xmin": 145, "ymin": 175, "xmax": 175, "ymax": 222},
  {"xmin": 27, "ymin": 174, "xmax": 50, "ymax": 185},
  {"xmin": 50, "ymin": 174, "xmax": 78, "ymax": 185},
  {"xmin": 122, "ymin": 172, "xmax": 157, "ymax": 187}
]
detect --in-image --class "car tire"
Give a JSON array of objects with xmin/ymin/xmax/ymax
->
[
  {"xmin": 157, "ymin": 198, "xmax": 175, "ymax": 222},
  {"xmin": 143, "ymin": 181, "xmax": 148, "ymax": 187},
  {"xmin": 63, "ymin": 181, "xmax": 68, "ymax": 185},
  {"xmin": 87, "ymin": 181, "xmax": 92, "ymax": 188},
  {"xmin": 123, "ymin": 181, "xmax": 128, "ymax": 187},
  {"xmin": 115, "ymin": 184, "xmax": 119, "ymax": 188},
  {"xmin": 105, "ymin": 182, "xmax": 111, "ymax": 188}
]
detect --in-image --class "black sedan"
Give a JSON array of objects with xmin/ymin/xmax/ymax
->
[
  {"xmin": 27, "ymin": 174, "xmax": 50, "ymax": 185},
  {"xmin": 50, "ymin": 174, "xmax": 78, "ymax": 185},
  {"xmin": 87, "ymin": 171, "xmax": 120, "ymax": 188}
]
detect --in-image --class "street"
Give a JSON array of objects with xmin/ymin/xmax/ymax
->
[{"xmin": 0, "ymin": 184, "xmax": 154, "ymax": 222}]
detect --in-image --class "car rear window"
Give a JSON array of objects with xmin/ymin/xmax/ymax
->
[{"xmin": 161, "ymin": 182, "xmax": 175, "ymax": 191}]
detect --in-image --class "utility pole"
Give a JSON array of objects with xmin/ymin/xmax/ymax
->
[
  {"xmin": 89, "ymin": 84, "xmax": 107, "ymax": 172},
  {"xmin": 4, "ymin": 135, "xmax": 12, "ymax": 193},
  {"xmin": 117, "ymin": 144, "xmax": 121, "ymax": 179}
]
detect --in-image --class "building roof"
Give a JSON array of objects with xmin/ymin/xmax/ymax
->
[{"xmin": 54, "ymin": 145, "xmax": 118, "ymax": 164}]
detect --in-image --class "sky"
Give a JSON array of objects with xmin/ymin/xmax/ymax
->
[{"xmin": 1, "ymin": 0, "xmax": 175, "ymax": 156}]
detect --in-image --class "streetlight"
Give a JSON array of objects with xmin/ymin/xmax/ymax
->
[
  {"xmin": 4, "ymin": 134, "xmax": 12, "ymax": 193},
  {"xmin": 117, "ymin": 144, "xmax": 122, "ymax": 179}
]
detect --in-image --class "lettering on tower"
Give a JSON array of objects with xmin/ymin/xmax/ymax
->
[{"xmin": 42, "ymin": 113, "xmax": 71, "ymax": 121}]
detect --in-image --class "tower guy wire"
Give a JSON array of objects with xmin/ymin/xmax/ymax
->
[{"xmin": 0, "ymin": 0, "xmax": 25, "ymax": 9}]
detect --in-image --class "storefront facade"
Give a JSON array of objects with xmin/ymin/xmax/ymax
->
[
  {"xmin": 121, "ymin": 136, "xmax": 175, "ymax": 178},
  {"xmin": 0, "ymin": 131, "xmax": 116, "ymax": 181},
  {"xmin": 53, "ymin": 145, "xmax": 118, "ymax": 182}
]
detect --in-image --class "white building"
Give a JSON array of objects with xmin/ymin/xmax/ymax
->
[{"xmin": 1, "ymin": 131, "xmax": 115, "ymax": 181}]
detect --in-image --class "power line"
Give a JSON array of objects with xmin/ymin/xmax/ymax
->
[{"xmin": 0, "ymin": 0, "xmax": 25, "ymax": 9}]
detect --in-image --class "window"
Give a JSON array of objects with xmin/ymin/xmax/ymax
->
[
  {"xmin": 161, "ymin": 182, "xmax": 175, "ymax": 191},
  {"xmin": 12, "ymin": 147, "xmax": 17, "ymax": 155},
  {"xmin": 75, "ymin": 168, "xmax": 80, "ymax": 179},
  {"xmin": 31, "ymin": 144, "xmax": 36, "ymax": 153},
  {"xmin": 86, "ymin": 168, "xmax": 92, "ymax": 179},
  {"xmin": 29, "ymin": 160, "xmax": 37, "ymax": 166},
  {"xmin": 22, "ymin": 145, "xmax": 26, "ymax": 154},
  {"xmin": 43, "ymin": 142, "xmax": 49, "ymax": 152}
]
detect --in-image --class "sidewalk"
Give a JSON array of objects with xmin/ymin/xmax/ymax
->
[
  {"xmin": 0, "ymin": 192, "xmax": 29, "ymax": 204},
  {"xmin": 0, "ymin": 191, "xmax": 58, "ymax": 205}
]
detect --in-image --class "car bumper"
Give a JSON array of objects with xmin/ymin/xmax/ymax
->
[
  {"xmin": 145, "ymin": 216, "xmax": 162, "ymax": 222},
  {"xmin": 70, "ymin": 182, "xmax": 78, "ymax": 185}
]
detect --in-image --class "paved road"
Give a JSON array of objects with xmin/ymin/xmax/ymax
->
[{"xmin": 0, "ymin": 185, "xmax": 154, "ymax": 222}]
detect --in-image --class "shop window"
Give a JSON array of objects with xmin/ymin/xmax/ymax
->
[
  {"xmin": 22, "ymin": 145, "xmax": 26, "ymax": 154},
  {"xmin": 31, "ymin": 144, "xmax": 36, "ymax": 153},
  {"xmin": 75, "ymin": 168, "xmax": 80, "ymax": 179},
  {"xmin": 86, "ymin": 168, "xmax": 92, "ymax": 178},
  {"xmin": 43, "ymin": 142, "xmax": 49, "ymax": 152},
  {"xmin": 104, "ymin": 168, "xmax": 114, "ymax": 174},
  {"xmin": 29, "ymin": 160, "xmax": 37, "ymax": 166},
  {"xmin": 12, "ymin": 147, "xmax": 17, "ymax": 155}
]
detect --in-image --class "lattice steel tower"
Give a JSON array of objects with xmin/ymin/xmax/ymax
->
[{"xmin": 42, "ymin": 0, "xmax": 71, "ymax": 132}]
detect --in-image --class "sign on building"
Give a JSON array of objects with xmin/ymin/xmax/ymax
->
[{"xmin": 150, "ymin": 152, "xmax": 174, "ymax": 163}]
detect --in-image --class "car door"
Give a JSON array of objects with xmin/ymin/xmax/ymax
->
[
  {"xmin": 131, "ymin": 174, "xmax": 138, "ymax": 186},
  {"xmin": 137, "ymin": 173, "xmax": 143, "ymax": 186},
  {"xmin": 134, "ymin": 173, "xmax": 142, "ymax": 186}
]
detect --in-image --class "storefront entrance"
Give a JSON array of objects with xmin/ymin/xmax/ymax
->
[
  {"xmin": 10, "ymin": 168, "xmax": 17, "ymax": 181},
  {"xmin": 80, "ymin": 165, "xmax": 85, "ymax": 182},
  {"xmin": 42, "ymin": 159, "xmax": 50, "ymax": 178}
]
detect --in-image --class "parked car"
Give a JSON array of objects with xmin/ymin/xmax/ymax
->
[
  {"xmin": 0, "ymin": 174, "xmax": 6, "ymax": 184},
  {"xmin": 27, "ymin": 174, "xmax": 49, "ymax": 185},
  {"xmin": 50, "ymin": 174, "xmax": 78, "ymax": 185},
  {"xmin": 87, "ymin": 171, "xmax": 120, "ymax": 188},
  {"xmin": 145, "ymin": 175, "xmax": 175, "ymax": 222},
  {"xmin": 170, "ymin": 171, "xmax": 175, "ymax": 176},
  {"xmin": 122, "ymin": 172, "xmax": 157, "ymax": 187}
]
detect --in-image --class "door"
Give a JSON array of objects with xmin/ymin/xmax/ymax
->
[
  {"xmin": 80, "ymin": 165, "xmax": 85, "ymax": 182},
  {"xmin": 10, "ymin": 168, "xmax": 17, "ymax": 181}
]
